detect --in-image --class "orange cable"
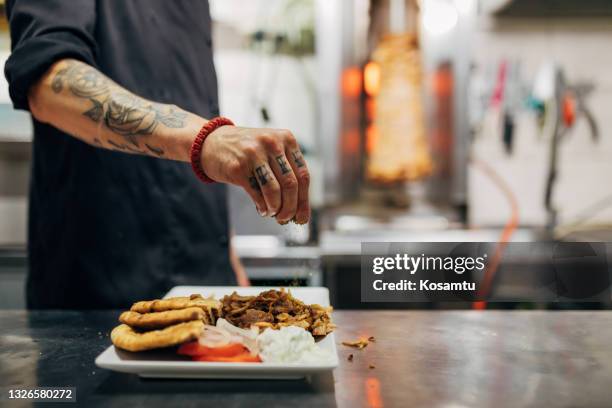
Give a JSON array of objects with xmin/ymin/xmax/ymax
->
[{"xmin": 471, "ymin": 157, "xmax": 520, "ymax": 310}]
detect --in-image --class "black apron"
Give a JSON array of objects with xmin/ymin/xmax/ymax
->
[{"xmin": 5, "ymin": 0, "xmax": 236, "ymax": 309}]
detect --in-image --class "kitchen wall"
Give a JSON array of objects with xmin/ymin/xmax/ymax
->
[
  {"xmin": 211, "ymin": 1, "xmax": 317, "ymax": 149},
  {"xmin": 468, "ymin": 17, "xmax": 612, "ymax": 230}
]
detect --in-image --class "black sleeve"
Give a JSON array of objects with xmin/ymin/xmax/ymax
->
[{"xmin": 3, "ymin": 0, "xmax": 98, "ymax": 111}]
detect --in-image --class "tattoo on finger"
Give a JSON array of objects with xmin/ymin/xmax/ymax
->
[
  {"xmin": 291, "ymin": 150, "xmax": 305, "ymax": 168},
  {"xmin": 255, "ymin": 166, "xmax": 270, "ymax": 185},
  {"xmin": 275, "ymin": 155, "xmax": 291, "ymax": 174},
  {"xmin": 248, "ymin": 175, "xmax": 260, "ymax": 191}
]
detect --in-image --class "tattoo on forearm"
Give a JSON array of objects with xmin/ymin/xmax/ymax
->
[
  {"xmin": 275, "ymin": 155, "xmax": 291, "ymax": 174},
  {"xmin": 51, "ymin": 60, "xmax": 185, "ymax": 155},
  {"xmin": 291, "ymin": 150, "xmax": 305, "ymax": 167},
  {"xmin": 248, "ymin": 175, "xmax": 260, "ymax": 191},
  {"xmin": 107, "ymin": 139, "xmax": 146, "ymax": 154},
  {"xmin": 255, "ymin": 166, "xmax": 270, "ymax": 185},
  {"xmin": 145, "ymin": 143, "xmax": 165, "ymax": 156}
]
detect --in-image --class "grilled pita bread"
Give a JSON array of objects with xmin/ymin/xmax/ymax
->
[
  {"xmin": 130, "ymin": 294, "xmax": 221, "ymax": 320},
  {"xmin": 119, "ymin": 307, "xmax": 211, "ymax": 330},
  {"xmin": 111, "ymin": 321, "xmax": 204, "ymax": 352}
]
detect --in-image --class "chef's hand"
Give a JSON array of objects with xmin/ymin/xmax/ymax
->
[{"xmin": 200, "ymin": 126, "xmax": 310, "ymax": 225}]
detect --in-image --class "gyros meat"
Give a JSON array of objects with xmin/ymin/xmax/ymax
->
[
  {"xmin": 111, "ymin": 320, "xmax": 204, "ymax": 352},
  {"xmin": 221, "ymin": 289, "xmax": 335, "ymax": 337},
  {"xmin": 119, "ymin": 307, "xmax": 211, "ymax": 330}
]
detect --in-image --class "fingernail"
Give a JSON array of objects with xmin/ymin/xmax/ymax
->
[{"xmin": 256, "ymin": 206, "xmax": 267, "ymax": 217}]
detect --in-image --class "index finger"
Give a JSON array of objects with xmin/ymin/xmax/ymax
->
[{"xmin": 286, "ymin": 147, "xmax": 310, "ymax": 224}]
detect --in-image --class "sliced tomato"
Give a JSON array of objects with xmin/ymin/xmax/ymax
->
[
  {"xmin": 192, "ymin": 352, "xmax": 262, "ymax": 363},
  {"xmin": 177, "ymin": 341, "xmax": 206, "ymax": 356},
  {"xmin": 178, "ymin": 342, "xmax": 247, "ymax": 358}
]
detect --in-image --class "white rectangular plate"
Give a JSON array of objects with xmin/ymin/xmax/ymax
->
[{"xmin": 95, "ymin": 286, "xmax": 338, "ymax": 379}]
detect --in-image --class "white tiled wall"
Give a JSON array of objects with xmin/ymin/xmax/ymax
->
[
  {"xmin": 468, "ymin": 17, "xmax": 612, "ymax": 229},
  {"xmin": 210, "ymin": 0, "xmax": 317, "ymax": 150}
]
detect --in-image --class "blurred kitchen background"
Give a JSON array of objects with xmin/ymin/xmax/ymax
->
[{"xmin": 1, "ymin": 0, "xmax": 612, "ymax": 309}]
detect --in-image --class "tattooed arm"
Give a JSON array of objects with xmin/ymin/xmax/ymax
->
[
  {"xmin": 28, "ymin": 59, "xmax": 310, "ymax": 224},
  {"xmin": 29, "ymin": 59, "xmax": 203, "ymax": 161}
]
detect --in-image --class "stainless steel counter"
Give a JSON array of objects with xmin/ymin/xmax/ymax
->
[
  {"xmin": 2, "ymin": 310, "xmax": 612, "ymax": 407},
  {"xmin": 334, "ymin": 310, "xmax": 612, "ymax": 407}
]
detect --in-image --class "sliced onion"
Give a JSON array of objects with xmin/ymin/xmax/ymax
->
[
  {"xmin": 198, "ymin": 325, "xmax": 233, "ymax": 348},
  {"xmin": 216, "ymin": 318, "xmax": 258, "ymax": 340},
  {"xmin": 216, "ymin": 319, "xmax": 260, "ymax": 356},
  {"xmin": 196, "ymin": 320, "xmax": 261, "ymax": 356}
]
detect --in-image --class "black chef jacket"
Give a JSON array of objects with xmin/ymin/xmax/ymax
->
[{"xmin": 4, "ymin": 0, "xmax": 236, "ymax": 309}]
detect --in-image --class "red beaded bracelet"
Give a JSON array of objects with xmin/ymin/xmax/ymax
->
[{"xmin": 190, "ymin": 117, "xmax": 234, "ymax": 184}]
